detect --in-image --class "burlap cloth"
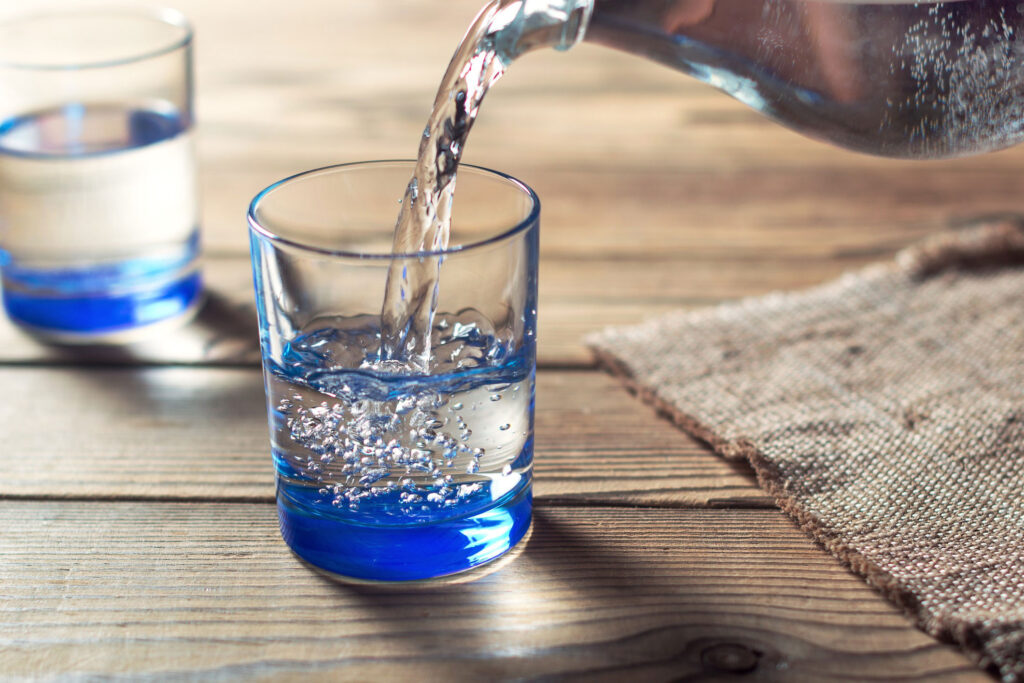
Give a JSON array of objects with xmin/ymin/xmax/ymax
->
[{"xmin": 586, "ymin": 219, "xmax": 1024, "ymax": 681}]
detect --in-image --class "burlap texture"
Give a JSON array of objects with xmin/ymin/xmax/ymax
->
[{"xmin": 586, "ymin": 219, "xmax": 1024, "ymax": 680}]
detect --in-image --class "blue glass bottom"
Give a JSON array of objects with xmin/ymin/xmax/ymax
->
[
  {"xmin": 278, "ymin": 479, "xmax": 532, "ymax": 582},
  {"xmin": 1, "ymin": 238, "xmax": 201, "ymax": 340}
]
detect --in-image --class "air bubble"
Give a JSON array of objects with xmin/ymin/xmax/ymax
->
[
  {"xmin": 395, "ymin": 396, "xmax": 417, "ymax": 414},
  {"xmin": 458, "ymin": 482, "xmax": 482, "ymax": 497}
]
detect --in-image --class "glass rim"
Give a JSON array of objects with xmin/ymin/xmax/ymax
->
[
  {"xmin": 0, "ymin": 4, "xmax": 193, "ymax": 71},
  {"xmin": 247, "ymin": 160, "xmax": 542, "ymax": 261}
]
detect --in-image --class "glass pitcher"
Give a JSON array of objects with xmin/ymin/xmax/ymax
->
[{"xmin": 503, "ymin": 0, "xmax": 1024, "ymax": 160}]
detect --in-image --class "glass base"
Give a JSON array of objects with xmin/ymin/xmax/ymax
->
[
  {"xmin": 2, "ymin": 270, "xmax": 202, "ymax": 343},
  {"xmin": 278, "ymin": 481, "xmax": 532, "ymax": 583}
]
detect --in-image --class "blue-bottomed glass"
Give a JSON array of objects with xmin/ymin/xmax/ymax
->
[
  {"xmin": 249, "ymin": 161, "xmax": 539, "ymax": 582},
  {"xmin": 0, "ymin": 7, "xmax": 201, "ymax": 341}
]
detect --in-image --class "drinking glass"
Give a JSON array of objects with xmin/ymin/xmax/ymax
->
[
  {"xmin": 0, "ymin": 5, "xmax": 202, "ymax": 341},
  {"xmin": 248, "ymin": 161, "xmax": 538, "ymax": 582}
]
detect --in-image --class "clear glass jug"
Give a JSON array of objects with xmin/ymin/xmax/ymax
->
[{"xmin": 506, "ymin": 0, "xmax": 1024, "ymax": 160}]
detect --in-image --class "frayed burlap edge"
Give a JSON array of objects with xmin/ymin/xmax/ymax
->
[
  {"xmin": 587, "ymin": 218, "xmax": 1024, "ymax": 680},
  {"xmin": 589, "ymin": 345, "xmax": 927, "ymax": 612}
]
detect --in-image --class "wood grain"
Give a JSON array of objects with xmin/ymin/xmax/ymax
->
[
  {"xmin": 0, "ymin": 244, "xmax": 913, "ymax": 367},
  {"xmin": 0, "ymin": 367, "xmax": 762, "ymax": 506},
  {"xmin": 196, "ymin": 160, "xmax": 1024, "ymax": 256},
  {"xmin": 0, "ymin": 502, "xmax": 983, "ymax": 681}
]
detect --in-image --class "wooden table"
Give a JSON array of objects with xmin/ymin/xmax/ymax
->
[{"xmin": 2, "ymin": 1, "xmax": 1015, "ymax": 679}]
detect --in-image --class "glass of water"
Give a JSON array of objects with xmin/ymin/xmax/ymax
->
[
  {"xmin": 249, "ymin": 161, "xmax": 538, "ymax": 582},
  {"xmin": 0, "ymin": 6, "xmax": 201, "ymax": 342}
]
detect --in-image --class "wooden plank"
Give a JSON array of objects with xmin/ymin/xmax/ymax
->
[
  {"xmin": 0, "ymin": 368, "xmax": 762, "ymax": 506},
  {"xmin": 197, "ymin": 156, "xmax": 1024, "ymax": 256},
  {"xmin": 204, "ymin": 168, "xmax": 1024, "ymax": 258},
  {"xmin": 0, "ymin": 243, "xmax": 906, "ymax": 367},
  {"xmin": 0, "ymin": 502, "xmax": 982, "ymax": 680}
]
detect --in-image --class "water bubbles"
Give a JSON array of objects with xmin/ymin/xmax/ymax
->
[
  {"xmin": 271, "ymin": 320, "xmax": 531, "ymax": 512},
  {"xmin": 395, "ymin": 396, "xmax": 417, "ymax": 414},
  {"xmin": 458, "ymin": 482, "xmax": 482, "ymax": 498},
  {"xmin": 417, "ymin": 393, "xmax": 445, "ymax": 410},
  {"xmin": 450, "ymin": 321, "xmax": 479, "ymax": 339},
  {"xmin": 358, "ymin": 468, "xmax": 389, "ymax": 486}
]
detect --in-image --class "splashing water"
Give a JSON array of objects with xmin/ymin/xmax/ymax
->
[{"xmin": 378, "ymin": 0, "xmax": 588, "ymax": 371}]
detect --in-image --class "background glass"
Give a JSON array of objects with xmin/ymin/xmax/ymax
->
[
  {"xmin": 0, "ymin": 5, "xmax": 201, "ymax": 341},
  {"xmin": 249, "ymin": 161, "xmax": 539, "ymax": 582}
]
